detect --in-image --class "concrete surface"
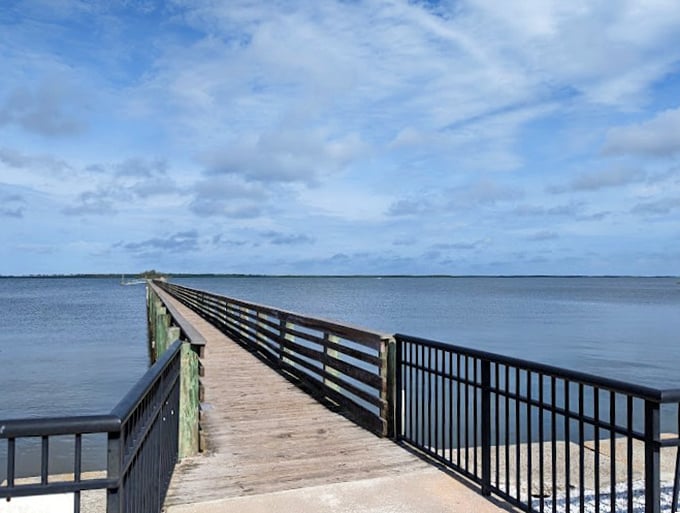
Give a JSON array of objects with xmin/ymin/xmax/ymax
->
[{"xmin": 165, "ymin": 468, "xmax": 510, "ymax": 513}]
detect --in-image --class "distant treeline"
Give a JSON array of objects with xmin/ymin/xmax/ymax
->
[{"xmin": 0, "ymin": 273, "xmax": 674, "ymax": 279}]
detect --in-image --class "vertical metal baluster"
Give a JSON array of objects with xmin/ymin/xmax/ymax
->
[
  {"xmin": 474, "ymin": 357, "xmax": 479, "ymax": 476},
  {"xmin": 41, "ymin": 435, "xmax": 49, "ymax": 485},
  {"xmin": 429, "ymin": 348, "xmax": 439, "ymax": 456},
  {"xmin": 505, "ymin": 364, "xmax": 510, "ymax": 496},
  {"xmin": 539, "ymin": 373, "xmax": 544, "ymax": 513},
  {"xmin": 527, "ymin": 371, "xmax": 533, "ymax": 511},
  {"xmin": 411, "ymin": 342, "xmax": 416, "ymax": 442},
  {"xmin": 579, "ymin": 384, "xmax": 585, "ymax": 513},
  {"xmin": 420, "ymin": 343, "xmax": 425, "ymax": 448},
  {"xmin": 427, "ymin": 346, "xmax": 432, "ymax": 452},
  {"xmin": 465, "ymin": 355, "xmax": 470, "ymax": 473},
  {"xmin": 481, "ymin": 359, "xmax": 491, "ymax": 496},
  {"xmin": 644, "ymin": 400, "xmax": 661, "ymax": 513},
  {"xmin": 672, "ymin": 404, "xmax": 680, "ymax": 513},
  {"xmin": 594, "ymin": 387, "xmax": 600, "ymax": 513},
  {"xmin": 495, "ymin": 362, "xmax": 500, "ymax": 490},
  {"xmin": 74, "ymin": 433, "xmax": 82, "ymax": 513},
  {"xmin": 565, "ymin": 381, "xmax": 571, "ymax": 513},
  {"xmin": 457, "ymin": 353, "xmax": 462, "ymax": 468},
  {"xmin": 433, "ymin": 347, "xmax": 438, "ymax": 455},
  {"xmin": 450, "ymin": 350, "xmax": 454, "ymax": 464},
  {"xmin": 405, "ymin": 341, "xmax": 409, "ymax": 441},
  {"xmin": 627, "ymin": 396, "xmax": 633, "ymax": 513},
  {"xmin": 515, "ymin": 367, "xmax": 521, "ymax": 502},
  {"xmin": 7, "ymin": 437, "xmax": 15, "ymax": 488},
  {"xmin": 551, "ymin": 377, "xmax": 557, "ymax": 513},
  {"xmin": 610, "ymin": 392, "xmax": 617, "ymax": 513}
]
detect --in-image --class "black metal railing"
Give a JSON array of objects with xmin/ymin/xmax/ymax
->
[
  {"xmin": 396, "ymin": 334, "xmax": 680, "ymax": 513},
  {"xmin": 0, "ymin": 339, "xmax": 182, "ymax": 513}
]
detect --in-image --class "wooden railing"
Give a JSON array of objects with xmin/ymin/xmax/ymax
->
[{"xmin": 154, "ymin": 280, "xmax": 395, "ymax": 436}]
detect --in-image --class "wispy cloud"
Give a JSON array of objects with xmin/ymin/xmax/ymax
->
[
  {"xmin": 527, "ymin": 230, "xmax": 559, "ymax": 241},
  {"xmin": 631, "ymin": 197, "xmax": 680, "ymax": 216},
  {"xmin": 261, "ymin": 231, "xmax": 315, "ymax": 246},
  {"xmin": 0, "ymin": 192, "xmax": 26, "ymax": 218},
  {"xmin": 119, "ymin": 230, "xmax": 201, "ymax": 255},
  {"xmin": 2, "ymin": 0, "xmax": 680, "ymax": 274},
  {"xmin": 0, "ymin": 81, "xmax": 86, "ymax": 137},
  {"xmin": 603, "ymin": 108, "xmax": 680, "ymax": 157},
  {"xmin": 549, "ymin": 168, "xmax": 646, "ymax": 193}
]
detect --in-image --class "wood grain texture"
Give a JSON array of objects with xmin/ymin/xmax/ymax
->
[{"xmin": 161, "ymin": 293, "xmax": 431, "ymax": 507}]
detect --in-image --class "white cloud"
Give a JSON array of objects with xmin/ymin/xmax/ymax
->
[{"xmin": 3, "ymin": 0, "xmax": 680, "ymax": 274}]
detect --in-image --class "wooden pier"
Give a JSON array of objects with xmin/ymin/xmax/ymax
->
[{"xmin": 154, "ymin": 287, "xmax": 508, "ymax": 513}]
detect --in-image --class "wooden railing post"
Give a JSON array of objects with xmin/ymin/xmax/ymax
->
[
  {"xmin": 178, "ymin": 335, "xmax": 200, "ymax": 458},
  {"xmin": 278, "ymin": 315, "xmax": 286, "ymax": 365},
  {"xmin": 380, "ymin": 336, "xmax": 396, "ymax": 438}
]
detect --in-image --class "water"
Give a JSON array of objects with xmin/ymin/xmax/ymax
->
[
  {"xmin": 173, "ymin": 276, "xmax": 680, "ymax": 389},
  {"xmin": 1, "ymin": 276, "xmax": 679, "ymax": 481},
  {"xmin": 0, "ymin": 278, "xmax": 150, "ymax": 419},
  {"xmin": 1, "ymin": 276, "xmax": 679, "ymax": 414}
]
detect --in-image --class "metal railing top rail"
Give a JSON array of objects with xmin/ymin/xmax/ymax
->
[
  {"xmin": 148, "ymin": 281, "xmax": 206, "ymax": 347},
  {"xmin": 0, "ymin": 414, "xmax": 120, "ymax": 438},
  {"xmin": 395, "ymin": 333, "xmax": 680, "ymax": 405},
  {"xmin": 154, "ymin": 280, "xmax": 390, "ymax": 347},
  {"xmin": 0, "ymin": 340, "xmax": 183, "ymax": 506},
  {"xmin": 110, "ymin": 339, "xmax": 182, "ymax": 423},
  {"xmin": 1, "ymin": 341, "xmax": 181, "ymax": 438}
]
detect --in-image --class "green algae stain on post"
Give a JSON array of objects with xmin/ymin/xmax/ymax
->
[
  {"xmin": 179, "ymin": 342, "xmax": 200, "ymax": 457},
  {"xmin": 146, "ymin": 282, "xmax": 202, "ymax": 458}
]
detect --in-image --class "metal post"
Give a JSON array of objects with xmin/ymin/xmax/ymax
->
[
  {"xmin": 394, "ymin": 337, "xmax": 402, "ymax": 441},
  {"xmin": 386, "ymin": 337, "xmax": 397, "ymax": 439},
  {"xmin": 481, "ymin": 359, "xmax": 491, "ymax": 496},
  {"xmin": 106, "ymin": 430, "xmax": 122, "ymax": 513},
  {"xmin": 644, "ymin": 399, "xmax": 661, "ymax": 513}
]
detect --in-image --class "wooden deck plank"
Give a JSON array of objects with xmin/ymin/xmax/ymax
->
[{"xmin": 162, "ymin": 294, "xmax": 432, "ymax": 507}]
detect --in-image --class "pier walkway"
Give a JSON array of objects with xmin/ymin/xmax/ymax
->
[{"xmin": 159, "ymin": 291, "xmax": 507, "ymax": 513}]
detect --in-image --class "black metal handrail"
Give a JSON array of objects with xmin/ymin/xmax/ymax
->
[
  {"xmin": 395, "ymin": 333, "xmax": 680, "ymax": 513},
  {"xmin": 0, "ymin": 339, "xmax": 182, "ymax": 513}
]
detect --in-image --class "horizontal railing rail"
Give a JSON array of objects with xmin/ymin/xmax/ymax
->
[
  {"xmin": 395, "ymin": 333, "xmax": 680, "ymax": 513},
  {"xmin": 155, "ymin": 280, "xmax": 395, "ymax": 436},
  {"xmin": 0, "ymin": 339, "xmax": 182, "ymax": 513}
]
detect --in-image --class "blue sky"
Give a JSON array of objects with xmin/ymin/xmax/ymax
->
[{"xmin": 1, "ymin": 0, "xmax": 680, "ymax": 275}]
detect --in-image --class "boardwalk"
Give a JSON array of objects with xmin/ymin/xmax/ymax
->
[{"xmin": 160, "ymin": 293, "xmax": 507, "ymax": 513}]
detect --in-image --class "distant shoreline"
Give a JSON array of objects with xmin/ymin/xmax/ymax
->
[{"xmin": 0, "ymin": 273, "xmax": 676, "ymax": 279}]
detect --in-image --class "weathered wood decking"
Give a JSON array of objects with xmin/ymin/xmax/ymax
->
[{"xmin": 160, "ymin": 293, "xmax": 506, "ymax": 512}]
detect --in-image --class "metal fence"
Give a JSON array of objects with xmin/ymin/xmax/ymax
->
[
  {"xmin": 396, "ymin": 334, "xmax": 680, "ymax": 513},
  {"xmin": 0, "ymin": 339, "xmax": 182, "ymax": 513}
]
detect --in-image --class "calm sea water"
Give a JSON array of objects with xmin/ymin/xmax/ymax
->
[
  {"xmin": 175, "ymin": 276, "xmax": 680, "ymax": 389},
  {"xmin": 0, "ymin": 277, "xmax": 150, "ymax": 419},
  {"xmin": 1, "ymin": 276, "xmax": 679, "ymax": 421},
  {"xmin": 1, "ymin": 276, "xmax": 680, "ymax": 480}
]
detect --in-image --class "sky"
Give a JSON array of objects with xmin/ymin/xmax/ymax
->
[{"xmin": 1, "ymin": 0, "xmax": 680, "ymax": 276}]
